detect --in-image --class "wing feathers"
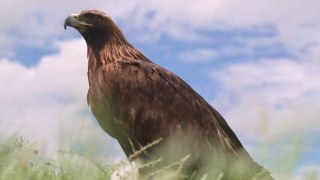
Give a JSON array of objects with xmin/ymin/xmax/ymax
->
[{"xmin": 97, "ymin": 60, "xmax": 244, "ymax": 153}]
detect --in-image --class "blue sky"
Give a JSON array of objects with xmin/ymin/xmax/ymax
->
[{"xmin": 0, "ymin": 0, "xmax": 319, "ymax": 178}]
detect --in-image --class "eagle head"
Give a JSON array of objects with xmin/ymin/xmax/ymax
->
[
  {"xmin": 64, "ymin": 10, "xmax": 110, "ymax": 31},
  {"xmin": 64, "ymin": 10, "xmax": 123, "ymax": 47}
]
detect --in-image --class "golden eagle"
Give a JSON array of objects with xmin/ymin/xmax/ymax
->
[{"xmin": 64, "ymin": 10, "xmax": 273, "ymax": 179}]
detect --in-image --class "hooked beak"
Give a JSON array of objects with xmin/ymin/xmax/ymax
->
[
  {"xmin": 64, "ymin": 14, "xmax": 79, "ymax": 30},
  {"xmin": 64, "ymin": 13, "xmax": 92, "ymax": 31}
]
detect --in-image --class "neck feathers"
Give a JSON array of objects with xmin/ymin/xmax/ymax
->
[{"xmin": 86, "ymin": 28, "xmax": 151, "ymax": 68}]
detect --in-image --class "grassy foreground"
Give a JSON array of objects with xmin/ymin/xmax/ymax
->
[
  {"xmin": 0, "ymin": 137, "xmax": 108, "ymax": 180},
  {"xmin": 0, "ymin": 136, "xmax": 318, "ymax": 180},
  {"xmin": 0, "ymin": 137, "xmax": 189, "ymax": 180}
]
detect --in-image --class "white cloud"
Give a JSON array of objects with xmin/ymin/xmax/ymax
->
[
  {"xmin": 293, "ymin": 165, "xmax": 320, "ymax": 180},
  {"xmin": 109, "ymin": 0, "xmax": 320, "ymax": 50},
  {"xmin": 178, "ymin": 48, "xmax": 217, "ymax": 63},
  {"xmin": 0, "ymin": 0, "xmax": 108, "ymax": 56},
  {"xmin": 206, "ymin": 56, "xmax": 320, "ymax": 176},
  {"xmin": 209, "ymin": 58, "xmax": 320, "ymax": 140},
  {"xmin": 0, "ymin": 39, "xmax": 124, "ymax": 159},
  {"xmin": 0, "ymin": 39, "xmax": 84, "ymax": 141},
  {"xmin": 1, "ymin": 0, "xmax": 319, "ymax": 57}
]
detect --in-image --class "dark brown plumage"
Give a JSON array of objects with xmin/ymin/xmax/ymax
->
[{"xmin": 64, "ymin": 10, "xmax": 273, "ymax": 179}]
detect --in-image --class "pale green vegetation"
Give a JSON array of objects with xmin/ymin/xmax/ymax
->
[
  {"xmin": 0, "ymin": 136, "xmax": 110, "ymax": 180},
  {"xmin": 0, "ymin": 135, "xmax": 318, "ymax": 180}
]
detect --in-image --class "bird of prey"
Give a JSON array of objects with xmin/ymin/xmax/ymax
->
[{"xmin": 64, "ymin": 10, "xmax": 273, "ymax": 179}]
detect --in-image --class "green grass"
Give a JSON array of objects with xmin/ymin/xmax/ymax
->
[
  {"xmin": 0, "ymin": 136, "xmax": 318, "ymax": 180},
  {"xmin": 0, "ymin": 137, "xmax": 185, "ymax": 180},
  {"xmin": 0, "ymin": 136, "xmax": 112, "ymax": 180}
]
